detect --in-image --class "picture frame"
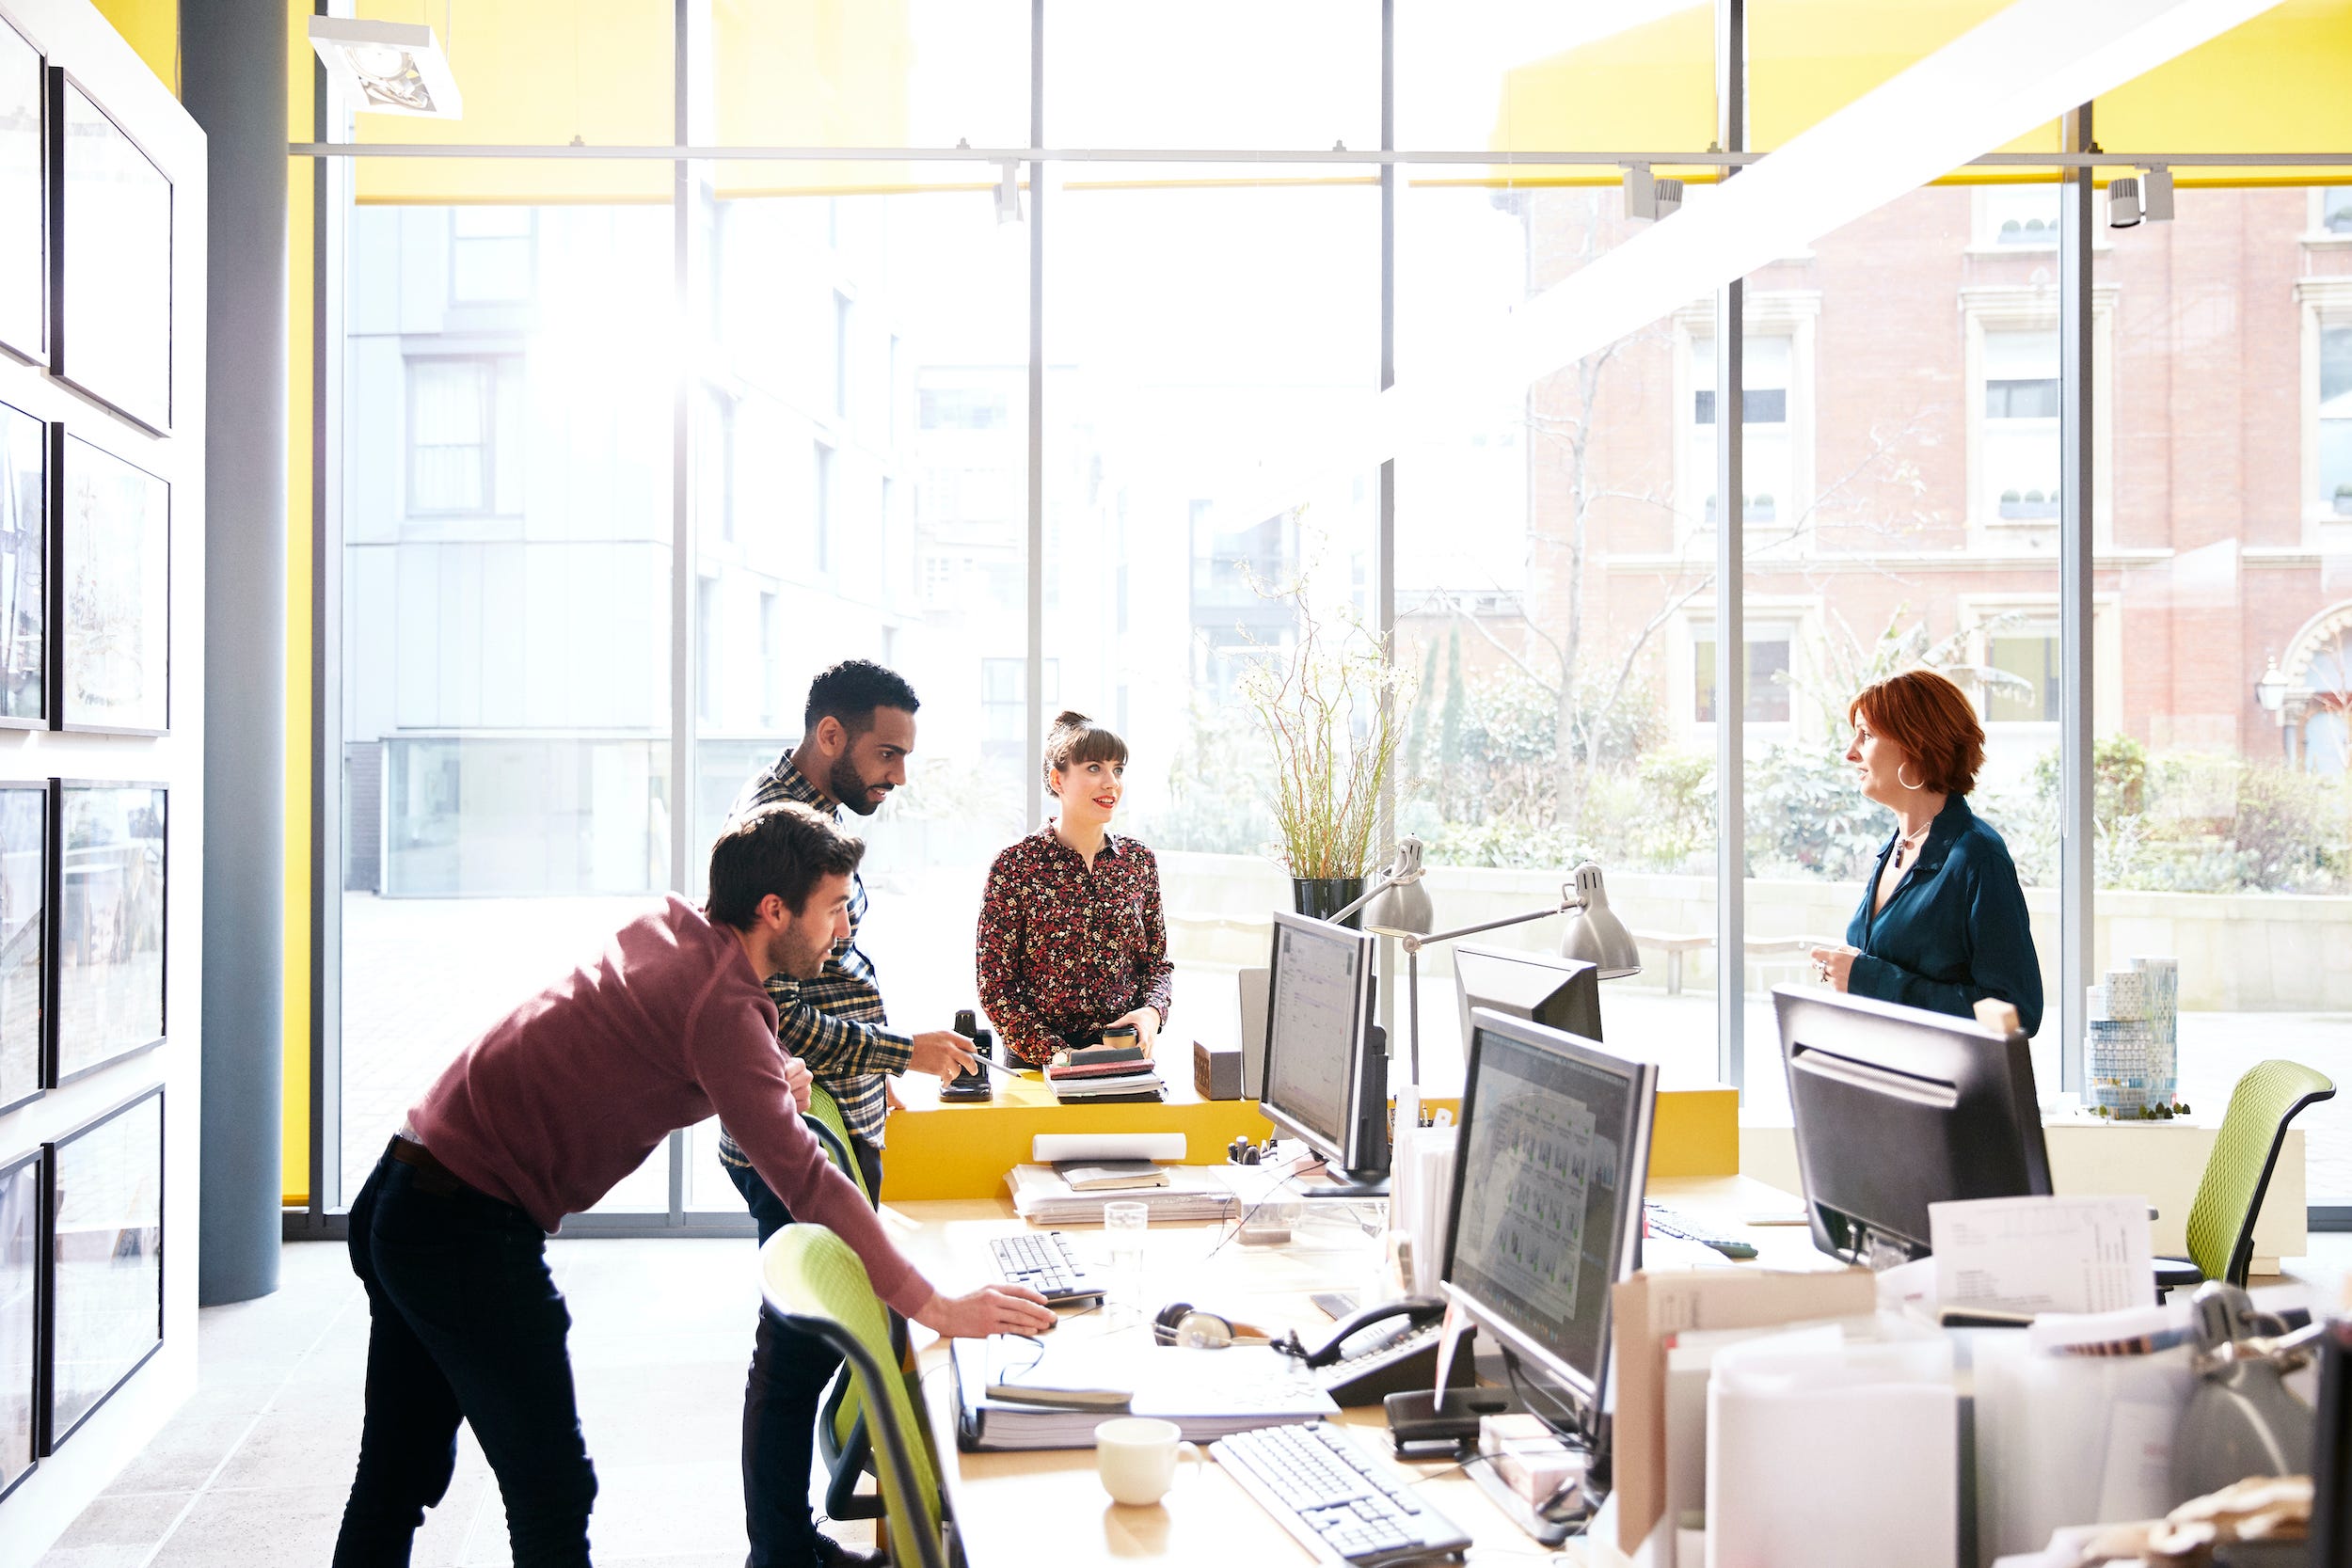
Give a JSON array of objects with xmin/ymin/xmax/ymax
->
[
  {"xmin": 0, "ymin": 8, "xmax": 41, "ymax": 366},
  {"xmin": 54, "ymin": 429, "xmax": 166, "ymax": 735},
  {"xmin": 51, "ymin": 783, "xmax": 164, "ymax": 1085},
  {"xmin": 0, "ymin": 1144, "xmax": 38, "ymax": 1503},
  {"xmin": 47, "ymin": 68, "xmax": 170, "ymax": 435},
  {"xmin": 40, "ymin": 1085, "xmax": 160, "ymax": 1455},
  {"xmin": 0, "ymin": 398, "xmax": 44, "ymax": 726},
  {"xmin": 0, "ymin": 781, "xmax": 42, "ymax": 1115}
]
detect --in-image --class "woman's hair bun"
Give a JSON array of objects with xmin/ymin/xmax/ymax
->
[{"xmin": 1051, "ymin": 709, "xmax": 1092, "ymax": 730}]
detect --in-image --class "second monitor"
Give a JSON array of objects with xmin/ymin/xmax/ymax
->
[
  {"xmin": 1454, "ymin": 944, "xmax": 1603, "ymax": 1048},
  {"xmin": 1260, "ymin": 911, "xmax": 1390, "ymax": 1195}
]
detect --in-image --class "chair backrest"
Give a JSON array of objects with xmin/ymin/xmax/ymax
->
[
  {"xmin": 803, "ymin": 1082, "xmax": 871, "ymax": 1204},
  {"xmin": 800, "ymin": 1081, "xmax": 901, "ymax": 1520},
  {"xmin": 762, "ymin": 1224, "xmax": 946, "ymax": 1568},
  {"xmin": 2185, "ymin": 1059, "xmax": 2335, "ymax": 1285}
]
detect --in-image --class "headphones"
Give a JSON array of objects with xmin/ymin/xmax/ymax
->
[{"xmin": 1152, "ymin": 1301, "xmax": 1302, "ymax": 1355}]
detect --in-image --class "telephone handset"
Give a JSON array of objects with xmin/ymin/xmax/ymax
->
[{"xmin": 1300, "ymin": 1295, "xmax": 1447, "ymax": 1370}]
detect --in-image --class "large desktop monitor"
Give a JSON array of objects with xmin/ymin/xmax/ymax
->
[
  {"xmin": 1439, "ymin": 1007, "xmax": 1657, "ymax": 1468},
  {"xmin": 1260, "ymin": 911, "xmax": 1389, "ymax": 1192},
  {"xmin": 1774, "ymin": 987, "xmax": 2051, "ymax": 1267},
  {"xmin": 1454, "ymin": 945, "xmax": 1602, "ymax": 1048}
]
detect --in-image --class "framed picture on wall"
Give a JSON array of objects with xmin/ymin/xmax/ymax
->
[
  {"xmin": 54, "ymin": 430, "xmax": 166, "ymax": 735},
  {"xmin": 0, "ymin": 399, "xmax": 43, "ymax": 726},
  {"xmin": 41, "ymin": 1086, "xmax": 160, "ymax": 1454},
  {"xmin": 0, "ymin": 1145, "xmax": 38, "ymax": 1502},
  {"xmin": 0, "ymin": 782, "xmax": 42, "ymax": 1115},
  {"xmin": 52, "ymin": 784, "xmax": 164, "ymax": 1085},
  {"xmin": 48, "ymin": 69, "xmax": 170, "ymax": 434},
  {"xmin": 0, "ymin": 9, "xmax": 41, "ymax": 365}
]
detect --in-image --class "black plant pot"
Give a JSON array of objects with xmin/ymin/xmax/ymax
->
[{"xmin": 1292, "ymin": 876, "xmax": 1366, "ymax": 929}]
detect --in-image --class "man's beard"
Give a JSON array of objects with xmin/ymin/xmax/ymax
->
[{"xmin": 829, "ymin": 752, "xmax": 884, "ymax": 816}]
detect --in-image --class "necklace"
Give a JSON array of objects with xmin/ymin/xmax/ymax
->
[{"xmin": 1891, "ymin": 823, "xmax": 1931, "ymax": 869}]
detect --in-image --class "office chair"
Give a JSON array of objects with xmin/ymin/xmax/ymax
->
[
  {"xmin": 797, "ymin": 1084, "xmax": 914, "ymax": 1529},
  {"xmin": 2153, "ymin": 1059, "xmax": 2335, "ymax": 1297},
  {"xmin": 762, "ymin": 1223, "xmax": 949, "ymax": 1568}
]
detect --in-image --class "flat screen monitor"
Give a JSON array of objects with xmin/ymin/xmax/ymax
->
[
  {"xmin": 1439, "ymin": 1007, "xmax": 1656, "ymax": 1449},
  {"xmin": 1454, "ymin": 945, "xmax": 1602, "ymax": 1047},
  {"xmin": 1261, "ymin": 911, "xmax": 1388, "ymax": 1191},
  {"xmin": 1774, "ymin": 987, "xmax": 2052, "ymax": 1267}
]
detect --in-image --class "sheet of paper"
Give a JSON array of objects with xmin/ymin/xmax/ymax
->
[{"xmin": 1929, "ymin": 1195, "xmax": 2155, "ymax": 1318}]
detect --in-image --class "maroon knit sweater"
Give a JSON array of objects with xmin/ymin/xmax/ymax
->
[{"xmin": 405, "ymin": 895, "xmax": 933, "ymax": 1319}]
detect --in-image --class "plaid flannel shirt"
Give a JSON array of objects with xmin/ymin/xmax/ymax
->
[{"xmin": 716, "ymin": 751, "xmax": 913, "ymax": 1161}]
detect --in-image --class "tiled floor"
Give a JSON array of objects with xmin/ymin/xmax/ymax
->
[
  {"xmin": 35, "ymin": 1236, "xmax": 874, "ymax": 1568},
  {"xmin": 33, "ymin": 1227, "xmax": 2352, "ymax": 1566}
]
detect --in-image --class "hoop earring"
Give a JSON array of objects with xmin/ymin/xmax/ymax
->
[{"xmin": 1897, "ymin": 764, "xmax": 1924, "ymax": 792}]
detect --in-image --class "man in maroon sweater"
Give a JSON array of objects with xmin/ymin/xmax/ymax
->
[{"xmin": 332, "ymin": 802, "xmax": 1052, "ymax": 1568}]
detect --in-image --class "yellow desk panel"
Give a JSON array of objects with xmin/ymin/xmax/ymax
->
[{"xmin": 884, "ymin": 1077, "xmax": 1741, "ymax": 1199}]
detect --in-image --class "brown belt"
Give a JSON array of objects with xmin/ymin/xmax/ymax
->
[{"xmin": 388, "ymin": 1134, "xmax": 472, "ymax": 1198}]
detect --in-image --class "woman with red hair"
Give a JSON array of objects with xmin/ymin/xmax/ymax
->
[{"xmin": 1807, "ymin": 668, "xmax": 2043, "ymax": 1035}]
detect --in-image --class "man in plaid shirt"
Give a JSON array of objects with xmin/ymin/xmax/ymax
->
[{"xmin": 720, "ymin": 659, "xmax": 977, "ymax": 1568}]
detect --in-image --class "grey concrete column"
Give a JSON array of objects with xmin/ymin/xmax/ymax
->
[{"xmin": 181, "ymin": 0, "xmax": 286, "ymax": 1305}]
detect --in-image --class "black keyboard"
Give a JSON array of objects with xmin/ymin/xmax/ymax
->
[
  {"xmin": 1212, "ymin": 1420, "xmax": 1471, "ymax": 1567},
  {"xmin": 1644, "ymin": 1203, "xmax": 1757, "ymax": 1260},
  {"xmin": 987, "ymin": 1230, "xmax": 1104, "ymax": 1304}
]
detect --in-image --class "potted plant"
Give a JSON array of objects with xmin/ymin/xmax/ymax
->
[{"xmin": 1236, "ymin": 573, "xmax": 1413, "ymax": 927}]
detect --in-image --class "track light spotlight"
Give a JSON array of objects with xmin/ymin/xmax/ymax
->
[
  {"xmin": 1654, "ymin": 178, "xmax": 1684, "ymax": 219},
  {"xmin": 1623, "ymin": 163, "xmax": 1657, "ymax": 220},
  {"xmin": 993, "ymin": 162, "xmax": 1024, "ymax": 225},
  {"xmin": 2108, "ymin": 174, "xmax": 2142, "ymax": 229},
  {"xmin": 2140, "ymin": 165, "xmax": 2174, "ymax": 222}
]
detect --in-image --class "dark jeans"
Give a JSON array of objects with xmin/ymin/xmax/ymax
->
[
  {"xmin": 334, "ymin": 1148, "xmax": 596, "ymax": 1568},
  {"xmin": 727, "ymin": 1135, "xmax": 883, "ymax": 1568}
]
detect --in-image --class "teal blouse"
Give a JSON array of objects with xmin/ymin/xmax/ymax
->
[{"xmin": 1843, "ymin": 794, "xmax": 2044, "ymax": 1037}]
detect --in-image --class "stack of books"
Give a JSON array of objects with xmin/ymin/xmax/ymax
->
[
  {"xmin": 1003, "ymin": 1164, "xmax": 1239, "ymax": 1226},
  {"xmin": 1044, "ymin": 1043, "xmax": 1165, "ymax": 1104}
]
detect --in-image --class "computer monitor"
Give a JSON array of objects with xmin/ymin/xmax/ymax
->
[
  {"xmin": 1774, "ymin": 987, "xmax": 2052, "ymax": 1267},
  {"xmin": 1438, "ymin": 1007, "xmax": 1657, "ymax": 1462},
  {"xmin": 1454, "ymin": 945, "xmax": 1603, "ymax": 1047},
  {"xmin": 1260, "ymin": 911, "xmax": 1389, "ymax": 1194}
]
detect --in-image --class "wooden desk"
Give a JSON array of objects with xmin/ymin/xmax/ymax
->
[{"xmin": 887, "ymin": 1175, "xmax": 1810, "ymax": 1568}]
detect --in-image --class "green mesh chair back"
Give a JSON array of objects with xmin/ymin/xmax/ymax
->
[
  {"xmin": 762, "ymin": 1224, "xmax": 946, "ymax": 1568},
  {"xmin": 796, "ymin": 1084, "xmax": 913, "ymax": 1526},
  {"xmin": 803, "ymin": 1082, "xmax": 870, "ymax": 1203},
  {"xmin": 2184, "ymin": 1059, "xmax": 2335, "ymax": 1286}
]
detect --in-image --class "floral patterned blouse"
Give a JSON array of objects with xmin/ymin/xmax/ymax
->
[{"xmin": 976, "ymin": 825, "xmax": 1175, "ymax": 1066}]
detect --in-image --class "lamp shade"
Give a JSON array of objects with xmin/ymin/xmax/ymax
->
[
  {"xmin": 1557, "ymin": 862, "xmax": 1641, "ymax": 979},
  {"xmin": 1361, "ymin": 837, "xmax": 1437, "ymax": 936}
]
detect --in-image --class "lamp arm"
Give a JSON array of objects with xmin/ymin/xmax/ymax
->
[
  {"xmin": 1327, "ymin": 864, "xmax": 1403, "ymax": 925},
  {"xmin": 1399, "ymin": 897, "xmax": 1572, "ymax": 955}
]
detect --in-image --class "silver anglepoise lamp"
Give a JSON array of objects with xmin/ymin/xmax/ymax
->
[{"xmin": 1333, "ymin": 851, "xmax": 1640, "ymax": 1090}]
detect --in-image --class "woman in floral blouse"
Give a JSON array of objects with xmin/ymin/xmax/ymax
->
[{"xmin": 976, "ymin": 711, "xmax": 1175, "ymax": 1067}]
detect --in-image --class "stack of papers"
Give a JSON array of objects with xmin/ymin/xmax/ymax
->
[
  {"xmin": 951, "ymin": 1338, "xmax": 1336, "ymax": 1449},
  {"xmin": 1047, "ymin": 1069, "xmax": 1165, "ymax": 1103},
  {"xmin": 1045, "ymin": 1045, "xmax": 1166, "ymax": 1103},
  {"xmin": 1005, "ymin": 1164, "xmax": 1238, "ymax": 1226}
]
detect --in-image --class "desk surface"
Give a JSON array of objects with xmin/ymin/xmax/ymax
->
[{"xmin": 891, "ymin": 1174, "xmax": 1814, "ymax": 1568}]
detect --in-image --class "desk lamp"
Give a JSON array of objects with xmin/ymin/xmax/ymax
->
[{"xmin": 1335, "ymin": 849, "xmax": 1641, "ymax": 1089}]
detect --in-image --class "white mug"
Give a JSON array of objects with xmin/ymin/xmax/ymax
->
[{"xmin": 1094, "ymin": 1416, "xmax": 1202, "ymax": 1506}]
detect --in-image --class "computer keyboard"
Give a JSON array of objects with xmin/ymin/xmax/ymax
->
[
  {"xmin": 1644, "ymin": 1202, "xmax": 1758, "ymax": 1260},
  {"xmin": 1212, "ymin": 1420, "xmax": 1472, "ymax": 1567},
  {"xmin": 987, "ymin": 1230, "xmax": 1105, "ymax": 1304}
]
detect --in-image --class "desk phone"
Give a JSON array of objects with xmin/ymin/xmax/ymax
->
[{"xmin": 1304, "ymin": 1297, "xmax": 1475, "ymax": 1408}]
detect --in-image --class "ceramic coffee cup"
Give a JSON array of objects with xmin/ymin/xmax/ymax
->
[{"xmin": 1094, "ymin": 1416, "xmax": 1201, "ymax": 1506}]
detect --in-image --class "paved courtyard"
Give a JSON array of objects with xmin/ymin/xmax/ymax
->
[{"xmin": 337, "ymin": 893, "xmax": 2352, "ymax": 1211}]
